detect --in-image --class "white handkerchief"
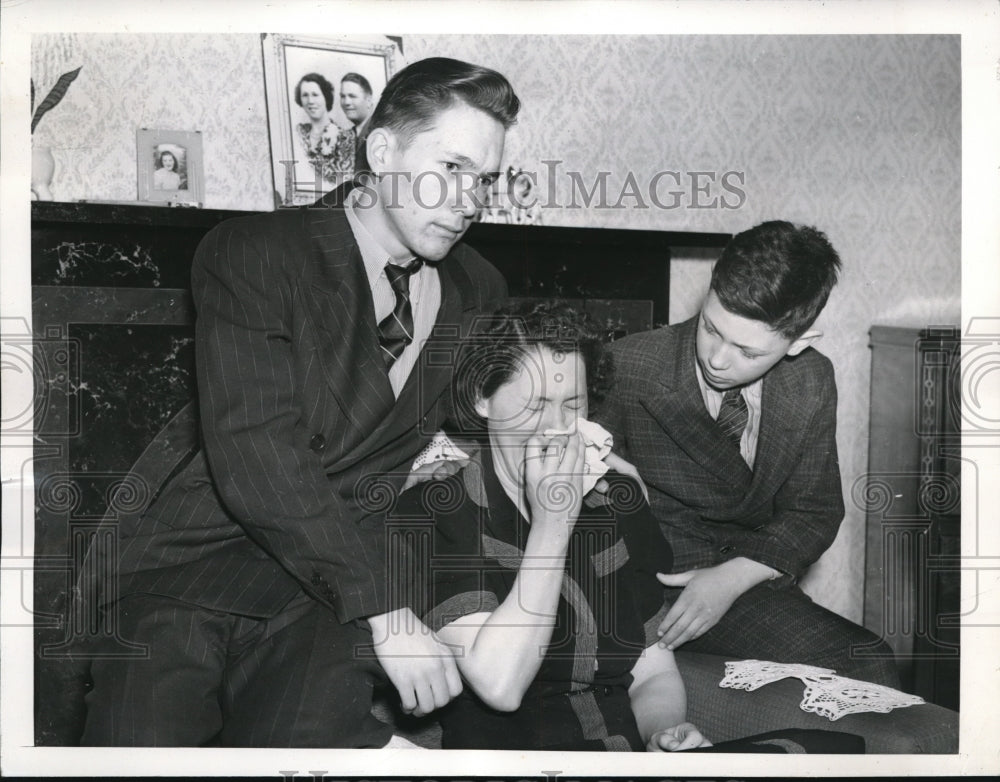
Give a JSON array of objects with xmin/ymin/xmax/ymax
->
[
  {"xmin": 542, "ymin": 417, "xmax": 614, "ymax": 495},
  {"xmin": 411, "ymin": 420, "xmax": 615, "ymax": 496}
]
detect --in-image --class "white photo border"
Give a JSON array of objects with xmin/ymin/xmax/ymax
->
[
  {"xmin": 1, "ymin": 1, "xmax": 998, "ymax": 779},
  {"xmin": 136, "ymin": 128, "xmax": 205, "ymax": 207}
]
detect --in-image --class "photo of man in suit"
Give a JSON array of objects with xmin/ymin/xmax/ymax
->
[
  {"xmin": 595, "ymin": 221, "xmax": 900, "ymax": 688},
  {"xmin": 340, "ymin": 72, "xmax": 374, "ymax": 133},
  {"xmin": 330, "ymin": 72, "xmax": 375, "ymax": 180},
  {"xmin": 81, "ymin": 57, "xmax": 520, "ymax": 747}
]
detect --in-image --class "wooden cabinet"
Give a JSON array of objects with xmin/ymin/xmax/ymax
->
[{"xmin": 863, "ymin": 326, "xmax": 960, "ymax": 710}]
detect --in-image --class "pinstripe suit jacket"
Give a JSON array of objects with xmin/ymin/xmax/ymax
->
[
  {"xmin": 595, "ymin": 316, "xmax": 844, "ymax": 580},
  {"xmin": 115, "ymin": 190, "xmax": 507, "ymax": 622}
]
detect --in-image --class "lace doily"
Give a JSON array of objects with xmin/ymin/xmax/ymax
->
[
  {"xmin": 719, "ymin": 659, "xmax": 925, "ymax": 721},
  {"xmin": 412, "ymin": 431, "xmax": 470, "ymax": 470}
]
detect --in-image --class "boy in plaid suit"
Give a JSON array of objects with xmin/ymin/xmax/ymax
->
[{"xmin": 596, "ymin": 221, "xmax": 898, "ymax": 687}]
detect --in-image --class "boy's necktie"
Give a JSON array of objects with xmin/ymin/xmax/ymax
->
[
  {"xmin": 377, "ymin": 258, "xmax": 423, "ymax": 369},
  {"xmin": 716, "ymin": 388, "xmax": 748, "ymax": 450}
]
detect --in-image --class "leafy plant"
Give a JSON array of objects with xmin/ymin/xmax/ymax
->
[{"xmin": 31, "ymin": 66, "xmax": 82, "ymax": 133}]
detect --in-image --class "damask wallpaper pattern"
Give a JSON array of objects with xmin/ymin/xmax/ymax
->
[
  {"xmin": 31, "ymin": 33, "xmax": 961, "ymax": 621},
  {"xmin": 31, "ymin": 34, "xmax": 274, "ymax": 210}
]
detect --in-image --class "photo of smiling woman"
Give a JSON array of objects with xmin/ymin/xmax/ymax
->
[{"xmin": 293, "ymin": 72, "xmax": 353, "ymax": 188}]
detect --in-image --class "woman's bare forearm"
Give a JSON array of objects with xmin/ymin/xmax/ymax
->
[{"xmin": 438, "ymin": 513, "xmax": 572, "ymax": 711}]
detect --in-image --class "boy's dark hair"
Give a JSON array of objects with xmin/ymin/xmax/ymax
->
[
  {"xmin": 452, "ymin": 300, "xmax": 614, "ymax": 434},
  {"xmin": 710, "ymin": 220, "xmax": 842, "ymax": 340},
  {"xmin": 355, "ymin": 57, "xmax": 520, "ymax": 173}
]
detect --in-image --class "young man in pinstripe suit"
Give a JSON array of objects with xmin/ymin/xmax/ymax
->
[
  {"xmin": 82, "ymin": 58, "xmax": 519, "ymax": 747},
  {"xmin": 596, "ymin": 221, "xmax": 900, "ymax": 688}
]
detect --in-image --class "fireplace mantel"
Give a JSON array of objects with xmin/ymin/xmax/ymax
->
[{"xmin": 32, "ymin": 201, "xmax": 728, "ymax": 323}]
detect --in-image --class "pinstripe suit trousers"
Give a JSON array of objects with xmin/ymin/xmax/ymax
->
[{"xmin": 81, "ymin": 592, "xmax": 392, "ymax": 747}]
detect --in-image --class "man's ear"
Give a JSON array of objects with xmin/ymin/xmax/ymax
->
[
  {"xmin": 786, "ymin": 329, "xmax": 822, "ymax": 356},
  {"xmin": 365, "ymin": 127, "xmax": 393, "ymax": 174}
]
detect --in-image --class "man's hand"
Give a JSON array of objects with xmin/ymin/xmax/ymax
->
[
  {"xmin": 368, "ymin": 607, "xmax": 462, "ymax": 717},
  {"xmin": 655, "ymin": 558, "xmax": 778, "ymax": 649},
  {"xmin": 647, "ymin": 721, "xmax": 712, "ymax": 752}
]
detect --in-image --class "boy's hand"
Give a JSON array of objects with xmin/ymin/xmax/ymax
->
[
  {"xmin": 656, "ymin": 557, "xmax": 779, "ymax": 649},
  {"xmin": 368, "ymin": 607, "xmax": 462, "ymax": 717},
  {"xmin": 655, "ymin": 565, "xmax": 744, "ymax": 649},
  {"xmin": 647, "ymin": 722, "xmax": 712, "ymax": 752}
]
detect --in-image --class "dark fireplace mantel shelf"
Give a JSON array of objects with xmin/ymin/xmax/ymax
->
[
  {"xmin": 32, "ymin": 199, "xmax": 731, "ymax": 242},
  {"xmin": 32, "ymin": 201, "xmax": 729, "ymax": 324}
]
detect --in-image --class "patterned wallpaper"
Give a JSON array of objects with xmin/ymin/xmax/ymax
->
[
  {"xmin": 31, "ymin": 34, "xmax": 275, "ymax": 210},
  {"xmin": 31, "ymin": 33, "xmax": 961, "ymax": 621}
]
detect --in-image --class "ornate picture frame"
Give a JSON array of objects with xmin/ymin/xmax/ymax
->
[
  {"xmin": 136, "ymin": 128, "xmax": 204, "ymax": 207},
  {"xmin": 261, "ymin": 33, "xmax": 401, "ymax": 207}
]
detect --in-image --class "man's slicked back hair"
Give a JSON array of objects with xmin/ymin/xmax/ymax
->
[{"xmin": 355, "ymin": 57, "xmax": 520, "ymax": 173}]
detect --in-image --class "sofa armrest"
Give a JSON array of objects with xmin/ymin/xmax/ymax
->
[{"xmin": 676, "ymin": 651, "xmax": 959, "ymax": 754}]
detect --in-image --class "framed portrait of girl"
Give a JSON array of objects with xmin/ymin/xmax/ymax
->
[{"xmin": 136, "ymin": 128, "xmax": 204, "ymax": 206}]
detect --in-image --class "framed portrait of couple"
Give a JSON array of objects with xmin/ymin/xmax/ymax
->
[{"xmin": 262, "ymin": 33, "xmax": 402, "ymax": 207}]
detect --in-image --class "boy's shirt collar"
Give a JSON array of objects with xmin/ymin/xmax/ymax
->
[
  {"xmin": 693, "ymin": 360, "xmax": 763, "ymax": 407},
  {"xmin": 694, "ymin": 359, "xmax": 762, "ymax": 469}
]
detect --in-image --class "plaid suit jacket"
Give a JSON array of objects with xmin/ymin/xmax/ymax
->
[
  {"xmin": 115, "ymin": 186, "xmax": 507, "ymax": 622},
  {"xmin": 595, "ymin": 316, "xmax": 844, "ymax": 579}
]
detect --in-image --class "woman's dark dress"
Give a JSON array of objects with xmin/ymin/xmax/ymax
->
[
  {"xmin": 395, "ymin": 446, "xmax": 865, "ymax": 753},
  {"xmin": 397, "ymin": 445, "xmax": 672, "ymax": 751}
]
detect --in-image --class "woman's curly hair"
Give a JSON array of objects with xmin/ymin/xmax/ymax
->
[{"xmin": 452, "ymin": 300, "xmax": 615, "ymax": 433}]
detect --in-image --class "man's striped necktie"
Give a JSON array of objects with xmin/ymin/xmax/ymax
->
[{"xmin": 377, "ymin": 258, "xmax": 423, "ymax": 369}]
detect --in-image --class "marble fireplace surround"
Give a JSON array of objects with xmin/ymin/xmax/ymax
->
[{"xmin": 30, "ymin": 200, "xmax": 727, "ymax": 744}]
